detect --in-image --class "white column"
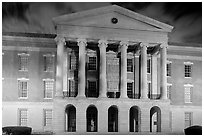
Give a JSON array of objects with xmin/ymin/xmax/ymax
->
[
  {"xmin": 140, "ymin": 43, "xmax": 148, "ymax": 99},
  {"xmin": 63, "ymin": 48, "xmax": 68, "ymax": 93},
  {"xmin": 160, "ymin": 44, "xmax": 168, "ymax": 99},
  {"xmin": 77, "ymin": 38, "xmax": 87, "ymax": 97},
  {"xmin": 120, "ymin": 41, "xmax": 128, "ymax": 98},
  {"xmin": 151, "ymin": 55, "xmax": 157, "ymax": 95},
  {"xmin": 98, "ymin": 39, "xmax": 108, "ymax": 98},
  {"xmin": 55, "ymin": 36, "xmax": 65, "ymax": 97}
]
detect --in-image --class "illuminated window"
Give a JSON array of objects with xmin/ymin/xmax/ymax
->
[
  {"xmin": 127, "ymin": 59, "xmax": 133, "ymax": 72},
  {"xmin": 44, "ymin": 55, "xmax": 54, "ymax": 72},
  {"xmin": 88, "ymin": 57, "xmax": 97, "ymax": 70},
  {"xmin": 185, "ymin": 112, "xmax": 192, "ymax": 128},
  {"xmin": 18, "ymin": 53, "xmax": 29, "ymax": 71},
  {"xmin": 18, "ymin": 79, "xmax": 28, "ymax": 98},
  {"xmin": 44, "ymin": 109, "xmax": 52, "ymax": 126},
  {"xmin": 44, "ymin": 80, "xmax": 54, "ymax": 99},
  {"xmin": 19, "ymin": 109, "xmax": 27, "ymax": 126}
]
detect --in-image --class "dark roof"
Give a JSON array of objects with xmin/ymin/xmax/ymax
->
[{"xmin": 2, "ymin": 32, "xmax": 56, "ymax": 39}]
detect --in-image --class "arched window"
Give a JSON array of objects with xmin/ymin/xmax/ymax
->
[
  {"xmin": 108, "ymin": 106, "xmax": 118, "ymax": 132},
  {"xmin": 65, "ymin": 105, "xmax": 76, "ymax": 132},
  {"xmin": 86, "ymin": 105, "xmax": 98, "ymax": 132},
  {"xmin": 129, "ymin": 106, "xmax": 141, "ymax": 132},
  {"xmin": 150, "ymin": 106, "xmax": 161, "ymax": 132}
]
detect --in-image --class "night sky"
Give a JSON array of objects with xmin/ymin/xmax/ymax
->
[{"xmin": 2, "ymin": 2, "xmax": 202, "ymax": 44}]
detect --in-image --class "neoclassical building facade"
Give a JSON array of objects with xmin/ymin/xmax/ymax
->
[{"xmin": 2, "ymin": 5, "xmax": 202, "ymax": 134}]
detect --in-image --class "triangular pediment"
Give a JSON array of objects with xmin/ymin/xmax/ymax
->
[{"xmin": 53, "ymin": 5, "xmax": 173, "ymax": 32}]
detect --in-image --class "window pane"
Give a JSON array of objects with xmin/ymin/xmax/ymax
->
[
  {"xmin": 19, "ymin": 109, "xmax": 27, "ymax": 126},
  {"xmin": 44, "ymin": 110, "xmax": 52, "ymax": 126},
  {"xmin": 147, "ymin": 59, "xmax": 151, "ymax": 73},
  {"xmin": 167, "ymin": 63, "xmax": 171, "ymax": 76},
  {"xmin": 88, "ymin": 57, "xmax": 97, "ymax": 70},
  {"xmin": 44, "ymin": 81, "xmax": 54, "ymax": 98},
  {"xmin": 44, "ymin": 56, "xmax": 54, "ymax": 71},
  {"xmin": 18, "ymin": 81, "xmax": 28, "ymax": 98},
  {"xmin": 185, "ymin": 112, "xmax": 192, "ymax": 128},
  {"xmin": 19, "ymin": 55, "xmax": 28, "ymax": 71},
  {"xmin": 185, "ymin": 86, "xmax": 192, "ymax": 103},
  {"xmin": 127, "ymin": 59, "xmax": 133, "ymax": 72},
  {"xmin": 185, "ymin": 65, "xmax": 192, "ymax": 77}
]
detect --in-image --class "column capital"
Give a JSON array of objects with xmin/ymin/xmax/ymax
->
[
  {"xmin": 77, "ymin": 38, "xmax": 87, "ymax": 47},
  {"xmin": 139, "ymin": 42, "xmax": 149, "ymax": 48},
  {"xmin": 160, "ymin": 43, "xmax": 168, "ymax": 48},
  {"xmin": 120, "ymin": 40, "xmax": 129, "ymax": 46},
  {"xmin": 98, "ymin": 39, "xmax": 108, "ymax": 48},
  {"xmin": 55, "ymin": 36, "xmax": 66, "ymax": 45}
]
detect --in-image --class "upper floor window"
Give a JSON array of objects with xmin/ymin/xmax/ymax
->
[
  {"xmin": 68, "ymin": 79, "xmax": 77, "ymax": 97},
  {"xmin": 127, "ymin": 59, "xmax": 133, "ymax": 72},
  {"xmin": 185, "ymin": 112, "xmax": 193, "ymax": 128},
  {"xmin": 147, "ymin": 81, "xmax": 152, "ymax": 94},
  {"xmin": 19, "ymin": 109, "xmax": 28, "ymax": 126},
  {"xmin": 184, "ymin": 84, "xmax": 193, "ymax": 103},
  {"xmin": 18, "ymin": 53, "xmax": 29, "ymax": 71},
  {"xmin": 18, "ymin": 78, "xmax": 29, "ymax": 99},
  {"xmin": 44, "ymin": 109, "xmax": 52, "ymax": 127},
  {"xmin": 184, "ymin": 62, "xmax": 193, "ymax": 78},
  {"xmin": 127, "ymin": 82, "xmax": 133, "ymax": 98},
  {"xmin": 87, "ymin": 80, "xmax": 97, "ymax": 97},
  {"xmin": 167, "ymin": 84, "xmax": 172, "ymax": 99},
  {"xmin": 43, "ymin": 79, "xmax": 54, "ymax": 99},
  {"xmin": 70, "ymin": 54, "xmax": 78, "ymax": 70},
  {"xmin": 88, "ymin": 56, "xmax": 97, "ymax": 70},
  {"xmin": 43, "ymin": 54, "xmax": 54, "ymax": 72},
  {"xmin": 167, "ymin": 61, "xmax": 172, "ymax": 77},
  {"xmin": 147, "ymin": 58, "xmax": 151, "ymax": 73}
]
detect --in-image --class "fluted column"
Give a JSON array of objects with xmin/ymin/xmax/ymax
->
[
  {"xmin": 140, "ymin": 43, "xmax": 148, "ymax": 99},
  {"xmin": 98, "ymin": 39, "xmax": 108, "ymax": 98},
  {"xmin": 77, "ymin": 38, "xmax": 87, "ymax": 97},
  {"xmin": 55, "ymin": 36, "xmax": 66, "ymax": 97},
  {"xmin": 120, "ymin": 41, "xmax": 128, "ymax": 98},
  {"xmin": 160, "ymin": 44, "xmax": 168, "ymax": 99},
  {"xmin": 151, "ymin": 55, "xmax": 157, "ymax": 95}
]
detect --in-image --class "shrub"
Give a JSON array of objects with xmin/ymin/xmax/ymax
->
[{"xmin": 2, "ymin": 126, "xmax": 32, "ymax": 135}]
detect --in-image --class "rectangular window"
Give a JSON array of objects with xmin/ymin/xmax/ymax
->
[
  {"xmin": 19, "ymin": 109, "xmax": 28, "ymax": 126},
  {"xmin": 44, "ymin": 109, "xmax": 52, "ymax": 126},
  {"xmin": 147, "ymin": 58, "xmax": 151, "ymax": 73},
  {"xmin": 127, "ymin": 59, "xmax": 133, "ymax": 72},
  {"xmin": 148, "ymin": 82, "xmax": 151, "ymax": 94},
  {"xmin": 88, "ymin": 81, "xmax": 97, "ymax": 92},
  {"xmin": 184, "ymin": 85, "xmax": 193, "ymax": 103},
  {"xmin": 44, "ymin": 80, "xmax": 54, "ymax": 99},
  {"xmin": 167, "ymin": 62, "xmax": 171, "ymax": 77},
  {"xmin": 44, "ymin": 55, "xmax": 54, "ymax": 72},
  {"xmin": 185, "ymin": 112, "xmax": 192, "ymax": 128},
  {"xmin": 167, "ymin": 84, "xmax": 172, "ymax": 99},
  {"xmin": 70, "ymin": 55, "xmax": 78, "ymax": 70},
  {"xmin": 18, "ymin": 80, "xmax": 28, "ymax": 98},
  {"xmin": 18, "ymin": 53, "xmax": 29, "ymax": 71},
  {"xmin": 88, "ymin": 57, "xmax": 97, "ymax": 70},
  {"xmin": 185, "ymin": 64, "xmax": 192, "ymax": 77},
  {"xmin": 127, "ymin": 82, "xmax": 133, "ymax": 97}
]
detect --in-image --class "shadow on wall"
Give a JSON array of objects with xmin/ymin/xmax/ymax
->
[{"xmin": 184, "ymin": 125, "xmax": 202, "ymax": 135}]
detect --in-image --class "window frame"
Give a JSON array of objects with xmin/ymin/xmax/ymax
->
[
  {"xmin": 43, "ymin": 54, "xmax": 55, "ymax": 72},
  {"xmin": 18, "ymin": 109, "xmax": 28, "ymax": 126},
  {"xmin": 127, "ymin": 58, "xmax": 133, "ymax": 73},
  {"xmin": 69, "ymin": 53, "xmax": 78, "ymax": 70},
  {"xmin": 88, "ymin": 56, "xmax": 97, "ymax": 71},
  {"xmin": 167, "ymin": 61, "xmax": 172, "ymax": 77},
  {"xmin": 147, "ymin": 58, "xmax": 151, "ymax": 74},
  {"xmin": 185, "ymin": 112, "xmax": 193, "ymax": 128},
  {"xmin": 18, "ymin": 78, "xmax": 29, "ymax": 99},
  {"xmin": 44, "ymin": 109, "xmax": 53, "ymax": 127},
  {"xmin": 43, "ymin": 79, "xmax": 54, "ymax": 99},
  {"xmin": 18, "ymin": 53, "xmax": 29, "ymax": 71},
  {"xmin": 184, "ymin": 84, "xmax": 193, "ymax": 103},
  {"xmin": 167, "ymin": 83, "xmax": 172, "ymax": 100},
  {"xmin": 184, "ymin": 62, "xmax": 193, "ymax": 78}
]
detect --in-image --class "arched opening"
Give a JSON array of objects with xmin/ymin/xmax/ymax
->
[
  {"xmin": 108, "ymin": 106, "xmax": 118, "ymax": 132},
  {"xmin": 150, "ymin": 106, "xmax": 161, "ymax": 132},
  {"xmin": 65, "ymin": 105, "xmax": 76, "ymax": 132},
  {"xmin": 129, "ymin": 106, "xmax": 141, "ymax": 132},
  {"xmin": 86, "ymin": 105, "xmax": 98, "ymax": 132}
]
